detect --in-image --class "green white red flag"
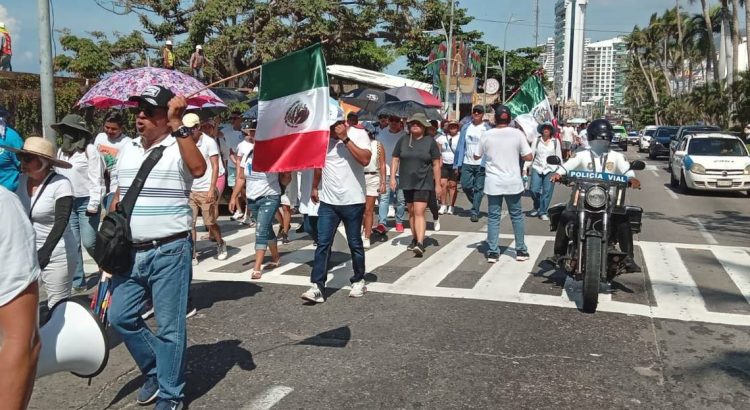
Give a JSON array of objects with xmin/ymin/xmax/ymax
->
[
  {"xmin": 254, "ymin": 43, "xmax": 330, "ymax": 172},
  {"xmin": 506, "ymin": 74, "xmax": 553, "ymax": 142}
]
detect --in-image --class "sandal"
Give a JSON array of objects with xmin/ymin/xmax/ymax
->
[
  {"xmin": 250, "ymin": 269, "xmax": 262, "ymax": 280},
  {"xmin": 265, "ymin": 260, "xmax": 280, "ymax": 270}
]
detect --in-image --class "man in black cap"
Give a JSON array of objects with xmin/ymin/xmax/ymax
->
[
  {"xmin": 107, "ymin": 85, "xmax": 206, "ymax": 410},
  {"xmin": 453, "ymin": 105, "xmax": 492, "ymax": 222}
]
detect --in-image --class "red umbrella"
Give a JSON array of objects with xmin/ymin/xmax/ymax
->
[{"xmin": 384, "ymin": 86, "xmax": 442, "ymax": 108}]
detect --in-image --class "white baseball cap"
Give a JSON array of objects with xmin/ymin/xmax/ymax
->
[
  {"xmin": 196, "ymin": 45, "xmax": 202, "ymax": 50},
  {"xmin": 166, "ymin": 40, "xmax": 173, "ymax": 46},
  {"xmin": 182, "ymin": 113, "xmax": 201, "ymax": 128}
]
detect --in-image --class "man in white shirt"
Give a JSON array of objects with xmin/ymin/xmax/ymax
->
[
  {"xmin": 220, "ymin": 111, "xmax": 244, "ymax": 220},
  {"xmin": 234, "ymin": 119, "xmax": 256, "ymax": 225},
  {"xmin": 375, "ymin": 115, "xmax": 407, "ymax": 233},
  {"xmin": 454, "ymin": 105, "xmax": 492, "ymax": 222},
  {"xmin": 474, "ymin": 105, "xmax": 533, "ymax": 263},
  {"xmin": 183, "ymin": 113, "xmax": 228, "ymax": 263},
  {"xmin": 94, "ymin": 112, "xmax": 132, "ymax": 212},
  {"xmin": 561, "ymin": 122, "xmax": 578, "ymax": 159},
  {"xmin": 301, "ymin": 105, "xmax": 371, "ymax": 304}
]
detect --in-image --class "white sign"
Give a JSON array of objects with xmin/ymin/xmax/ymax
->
[{"xmin": 485, "ymin": 78, "xmax": 500, "ymax": 95}]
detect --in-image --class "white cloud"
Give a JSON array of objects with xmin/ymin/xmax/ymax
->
[
  {"xmin": 23, "ymin": 51, "xmax": 32, "ymax": 61},
  {"xmin": 0, "ymin": 5, "xmax": 19, "ymax": 34}
]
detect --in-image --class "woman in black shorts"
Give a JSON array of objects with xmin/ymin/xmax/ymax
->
[
  {"xmin": 435, "ymin": 120, "xmax": 460, "ymax": 214},
  {"xmin": 390, "ymin": 113, "xmax": 442, "ymax": 256}
]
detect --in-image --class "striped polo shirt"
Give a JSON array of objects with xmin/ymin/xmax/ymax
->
[{"xmin": 114, "ymin": 135, "xmax": 193, "ymax": 242}]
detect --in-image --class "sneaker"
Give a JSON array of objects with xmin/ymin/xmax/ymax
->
[
  {"xmin": 395, "ymin": 223, "xmax": 405, "ymax": 233},
  {"xmin": 374, "ymin": 224, "xmax": 387, "ymax": 235},
  {"xmin": 433, "ymin": 217, "xmax": 441, "ymax": 231},
  {"xmin": 186, "ymin": 301, "xmax": 197, "ymax": 319},
  {"xmin": 516, "ymin": 250, "xmax": 530, "ymax": 261},
  {"xmin": 487, "ymin": 252, "xmax": 500, "ymax": 263},
  {"xmin": 192, "ymin": 257, "xmax": 199, "ymax": 266},
  {"xmin": 470, "ymin": 214, "xmax": 479, "ymax": 223},
  {"xmin": 362, "ymin": 237, "xmax": 371, "ymax": 248},
  {"xmin": 154, "ymin": 399, "xmax": 184, "ymax": 410},
  {"xmin": 231, "ymin": 211, "xmax": 244, "ymax": 221},
  {"xmin": 281, "ymin": 233, "xmax": 290, "ymax": 245},
  {"xmin": 301, "ymin": 285, "xmax": 325, "ymax": 303},
  {"xmin": 216, "ymin": 241, "xmax": 228, "ymax": 260},
  {"xmin": 136, "ymin": 376, "xmax": 159, "ymax": 405},
  {"xmin": 240, "ymin": 213, "xmax": 254, "ymax": 226},
  {"xmin": 413, "ymin": 242, "xmax": 425, "ymax": 257},
  {"xmin": 540, "ymin": 214, "xmax": 550, "ymax": 221},
  {"xmin": 406, "ymin": 238, "xmax": 417, "ymax": 251},
  {"xmin": 438, "ymin": 205, "xmax": 447, "ymax": 215},
  {"xmin": 349, "ymin": 280, "xmax": 367, "ymax": 298},
  {"xmin": 446, "ymin": 206, "xmax": 454, "ymax": 215},
  {"xmin": 141, "ymin": 303, "xmax": 155, "ymax": 320},
  {"xmin": 387, "ymin": 206, "xmax": 396, "ymax": 218},
  {"xmin": 528, "ymin": 210, "xmax": 539, "ymax": 217}
]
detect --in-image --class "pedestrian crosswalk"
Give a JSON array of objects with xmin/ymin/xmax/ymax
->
[{"xmin": 82, "ymin": 219, "xmax": 750, "ymax": 327}]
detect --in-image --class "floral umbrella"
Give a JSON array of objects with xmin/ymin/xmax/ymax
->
[{"xmin": 76, "ymin": 67, "xmax": 225, "ymax": 109}]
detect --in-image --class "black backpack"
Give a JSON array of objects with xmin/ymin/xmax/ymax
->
[{"xmin": 94, "ymin": 146, "xmax": 165, "ymax": 275}]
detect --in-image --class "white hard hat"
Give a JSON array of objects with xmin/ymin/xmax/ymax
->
[
  {"xmin": 166, "ymin": 40, "xmax": 173, "ymax": 46},
  {"xmin": 196, "ymin": 45, "xmax": 202, "ymax": 50}
]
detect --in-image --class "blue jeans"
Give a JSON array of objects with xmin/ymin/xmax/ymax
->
[
  {"xmin": 378, "ymin": 174, "xmax": 405, "ymax": 225},
  {"xmin": 486, "ymin": 193, "xmax": 527, "ymax": 254},
  {"xmin": 303, "ymin": 214, "xmax": 319, "ymax": 243},
  {"xmin": 311, "ymin": 202, "xmax": 366, "ymax": 291},
  {"xmin": 530, "ymin": 171, "xmax": 555, "ymax": 216},
  {"xmin": 69, "ymin": 197, "xmax": 100, "ymax": 288},
  {"xmin": 247, "ymin": 195, "xmax": 280, "ymax": 250},
  {"xmin": 103, "ymin": 192, "xmax": 115, "ymax": 214},
  {"xmin": 460, "ymin": 164, "xmax": 485, "ymax": 215},
  {"xmin": 109, "ymin": 237, "xmax": 191, "ymax": 402}
]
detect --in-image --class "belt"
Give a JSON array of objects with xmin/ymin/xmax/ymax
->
[
  {"xmin": 132, "ymin": 231, "xmax": 190, "ymax": 251},
  {"xmin": 364, "ymin": 171, "xmax": 378, "ymax": 175}
]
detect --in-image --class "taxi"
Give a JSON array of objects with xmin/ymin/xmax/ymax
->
[{"xmin": 670, "ymin": 133, "xmax": 750, "ymax": 195}]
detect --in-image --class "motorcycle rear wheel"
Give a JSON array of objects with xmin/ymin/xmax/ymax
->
[{"xmin": 583, "ymin": 236, "xmax": 602, "ymax": 313}]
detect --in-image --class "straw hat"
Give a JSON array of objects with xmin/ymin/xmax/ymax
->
[{"xmin": 1, "ymin": 137, "xmax": 72, "ymax": 169}]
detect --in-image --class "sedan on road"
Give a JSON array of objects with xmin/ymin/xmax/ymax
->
[
  {"xmin": 649, "ymin": 126, "xmax": 679, "ymax": 159},
  {"xmin": 612, "ymin": 125, "xmax": 628, "ymax": 151},
  {"xmin": 668, "ymin": 125, "xmax": 721, "ymax": 171},
  {"xmin": 670, "ymin": 133, "xmax": 750, "ymax": 195},
  {"xmin": 638, "ymin": 126, "xmax": 658, "ymax": 152}
]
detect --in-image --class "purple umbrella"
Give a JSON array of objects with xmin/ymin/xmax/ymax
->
[{"xmin": 76, "ymin": 67, "xmax": 225, "ymax": 109}]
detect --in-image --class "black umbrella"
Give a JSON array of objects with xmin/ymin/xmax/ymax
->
[
  {"xmin": 340, "ymin": 87, "xmax": 399, "ymax": 112},
  {"xmin": 210, "ymin": 87, "xmax": 250, "ymax": 105},
  {"xmin": 375, "ymin": 101, "xmax": 442, "ymax": 121},
  {"xmin": 353, "ymin": 109, "xmax": 377, "ymax": 122}
]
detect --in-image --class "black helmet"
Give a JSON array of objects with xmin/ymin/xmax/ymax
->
[
  {"xmin": 586, "ymin": 119, "xmax": 613, "ymax": 141},
  {"xmin": 494, "ymin": 105, "xmax": 512, "ymax": 124}
]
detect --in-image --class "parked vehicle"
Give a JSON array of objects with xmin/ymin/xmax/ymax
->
[
  {"xmin": 668, "ymin": 125, "xmax": 721, "ymax": 171},
  {"xmin": 611, "ymin": 126, "xmax": 628, "ymax": 151},
  {"xmin": 649, "ymin": 126, "xmax": 679, "ymax": 159},
  {"xmin": 547, "ymin": 156, "xmax": 646, "ymax": 313},
  {"xmin": 670, "ymin": 133, "xmax": 750, "ymax": 195},
  {"xmin": 627, "ymin": 131, "xmax": 640, "ymax": 145},
  {"xmin": 638, "ymin": 125, "xmax": 658, "ymax": 152}
]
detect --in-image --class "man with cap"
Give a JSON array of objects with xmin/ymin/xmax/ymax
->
[
  {"xmin": 52, "ymin": 114, "xmax": 106, "ymax": 292},
  {"xmin": 454, "ymin": 104, "xmax": 492, "ymax": 222},
  {"xmin": 473, "ymin": 105, "xmax": 533, "ymax": 263},
  {"xmin": 162, "ymin": 40, "xmax": 175, "ymax": 70},
  {"xmin": 183, "ymin": 113, "xmax": 228, "ymax": 264},
  {"xmin": 0, "ymin": 22, "xmax": 11, "ymax": 71},
  {"xmin": 190, "ymin": 45, "xmax": 206, "ymax": 81},
  {"xmin": 107, "ymin": 85, "xmax": 206, "ymax": 410},
  {"xmin": 0, "ymin": 105, "xmax": 23, "ymax": 191},
  {"xmin": 301, "ymin": 101, "xmax": 371, "ymax": 304}
]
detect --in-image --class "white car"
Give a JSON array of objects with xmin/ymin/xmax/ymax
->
[
  {"xmin": 670, "ymin": 133, "xmax": 750, "ymax": 195},
  {"xmin": 638, "ymin": 125, "xmax": 658, "ymax": 152}
]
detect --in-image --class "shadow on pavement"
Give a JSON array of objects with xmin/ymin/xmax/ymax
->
[
  {"xmin": 644, "ymin": 206, "xmax": 750, "ymax": 240},
  {"xmin": 190, "ymin": 280, "xmax": 263, "ymax": 310},
  {"xmin": 297, "ymin": 325, "xmax": 351, "ymax": 348}
]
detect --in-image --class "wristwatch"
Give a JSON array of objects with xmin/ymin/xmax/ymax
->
[
  {"xmin": 342, "ymin": 137, "xmax": 351, "ymax": 144},
  {"xmin": 171, "ymin": 126, "xmax": 191, "ymax": 139}
]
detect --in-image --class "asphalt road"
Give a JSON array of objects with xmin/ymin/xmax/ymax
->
[{"xmin": 30, "ymin": 145, "xmax": 750, "ymax": 409}]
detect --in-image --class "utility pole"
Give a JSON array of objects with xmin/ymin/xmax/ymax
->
[
  {"xmin": 37, "ymin": 0, "xmax": 57, "ymax": 144},
  {"xmin": 534, "ymin": 0, "xmax": 540, "ymax": 47},
  {"xmin": 483, "ymin": 44, "xmax": 489, "ymax": 107},
  {"xmin": 445, "ymin": 0, "xmax": 455, "ymax": 120}
]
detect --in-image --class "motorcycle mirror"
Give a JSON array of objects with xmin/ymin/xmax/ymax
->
[
  {"xmin": 630, "ymin": 160, "xmax": 646, "ymax": 171},
  {"xmin": 546, "ymin": 155, "xmax": 562, "ymax": 165}
]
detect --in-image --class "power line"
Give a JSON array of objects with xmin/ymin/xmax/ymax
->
[{"xmin": 473, "ymin": 18, "xmax": 632, "ymax": 35}]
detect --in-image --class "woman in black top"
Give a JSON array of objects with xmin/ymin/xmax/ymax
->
[{"xmin": 389, "ymin": 113, "xmax": 442, "ymax": 257}]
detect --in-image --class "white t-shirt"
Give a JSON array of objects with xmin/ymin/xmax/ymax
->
[
  {"xmin": 192, "ymin": 134, "xmax": 221, "ymax": 192},
  {"xmin": 531, "ymin": 137, "xmax": 563, "ymax": 174},
  {"xmin": 216, "ymin": 135, "xmax": 231, "ymax": 168},
  {"xmin": 561, "ymin": 126, "xmax": 578, "ymax": 143},
  {"xmin": 236, "ymin": 139, "xmax": 254, "ymax": 168},
  {"xmin": 0, "ymin": 186, "xmax": 41, "ymax": 307},
  {"xmin": 475, "ymin": 127, "xmax": 533, "ymax": 196},
  {"xmin": 220, "ymin": 125, "xmax": 244, "ymax": 168},
  {"xmin": 435, "ymin": 134, "xmax": 460, "ymax": 165},
  {"xmin": 298, "ymin": 169, "xmax": 319, "ymax": 216},
  {"xmin": 378, "ymin": 128, "xmax": 405, "ymax": 175},
  {"xmin": 94, "ymin": 132, "xmax": 132, "ymax": 193},
  {"xmin": 320, "ymin": 127, "xmax": 370, "ymax": 205},
  {"xmin": 55, "ymin": 144, "xmax": 106, "ymax": 209},
  {"xmin": 463, "ymin": 123, "xmax": 486, "ymax": 165},
  {"xmin": 240, "ymin": 150, "xmax": 280, "ymax": 200}
]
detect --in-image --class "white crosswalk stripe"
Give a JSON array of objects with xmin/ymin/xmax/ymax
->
[{"xmin": 83, "ymin": 221, "xmax": 750, "ymax": 327}]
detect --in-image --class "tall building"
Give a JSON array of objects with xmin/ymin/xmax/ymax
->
[
  {"xmin": 540, "ymin": 37, "xmax": 555, "ymax": 83},
  {"xmin": 554, "ymin": 0, "xmax": 588, "ymax": 104},
  {"xmin": 581, "ymin": 37, "xmax": 628, "ymax": 108}
]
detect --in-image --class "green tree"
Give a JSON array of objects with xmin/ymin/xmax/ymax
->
[{"xmin": 54, "ymin": 30, "xmax": 152, "ymax": 78}]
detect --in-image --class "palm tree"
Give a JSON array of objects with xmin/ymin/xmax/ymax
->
[
  {"xmin": 688, "ymin": 0, "xmax": 720, "ymax": 80},
  {"xmin": 741, "ymin": 0, "xmax": 750, "ymax": 72}
]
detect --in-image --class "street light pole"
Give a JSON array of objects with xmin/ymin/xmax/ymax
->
[
  {"xmin": 483, "ymin": 44, "xmax": 489, "ymax": 107},
  {"xmin": 445, "ymin": 0, "xmax": 455, "ymax": 120},
  {"xmin": 501, "ymin": 15, "xmax": 524, "ymax": 104},
  {"xmin": 37, "ymin": 0, "xmax": 57, "ymax": 144}
]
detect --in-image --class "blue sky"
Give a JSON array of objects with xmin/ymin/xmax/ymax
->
[{"xmin": 0, "ymin": 0, "xmax": 731, "ymax": 76}]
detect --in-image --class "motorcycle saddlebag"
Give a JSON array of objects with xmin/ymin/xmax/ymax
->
[
  {"xmin": 548, "ymin": 203, "xmax": 566, "ymax": 232},
  {"xmin": 625, "ymin": 205, "xmax": 643, "ymax": 234}
]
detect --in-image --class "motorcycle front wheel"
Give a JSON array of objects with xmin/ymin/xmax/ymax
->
[{"xmin": 583, "ymin": 236, "xmax": 602, "ymax": 313}]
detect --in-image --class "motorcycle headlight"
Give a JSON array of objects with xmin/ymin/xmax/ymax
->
[
  {"xmin": 585, "ymin": 186, "xmax": 607, "ymax": 208},
  {"xmin": 691, "ymin": 163, "xmax": 706, "ymax": 175}
]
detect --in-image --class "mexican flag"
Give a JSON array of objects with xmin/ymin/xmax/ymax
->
[
  {"xmin": 506, "ymin": 75, "xmax": 553, "ymax": 143},
  {"xmin": 254, "ymin": 43, "xmax": 330, "ymax": 172}
]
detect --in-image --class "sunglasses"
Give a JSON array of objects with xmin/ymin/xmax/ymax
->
[
  {"xmin": 18, "ymin": 154, "xmax": 36, "ymax": 163},
  {"xmin": 472, "ymin": 111, "xmax": 483, "ymax": 115},
  {"xmin": 135, "ymin": 104, "xmax": 164, "ymax": 118}
]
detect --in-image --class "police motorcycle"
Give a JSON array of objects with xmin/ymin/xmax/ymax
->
[{"xmin": 545, "ymin": 155, "xmax": 645, "ymax": 313}]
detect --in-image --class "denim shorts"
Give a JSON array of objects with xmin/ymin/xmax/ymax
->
[{"xmin": 247, "ymin": 195, "xmax": 281, "ymax": 250}]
